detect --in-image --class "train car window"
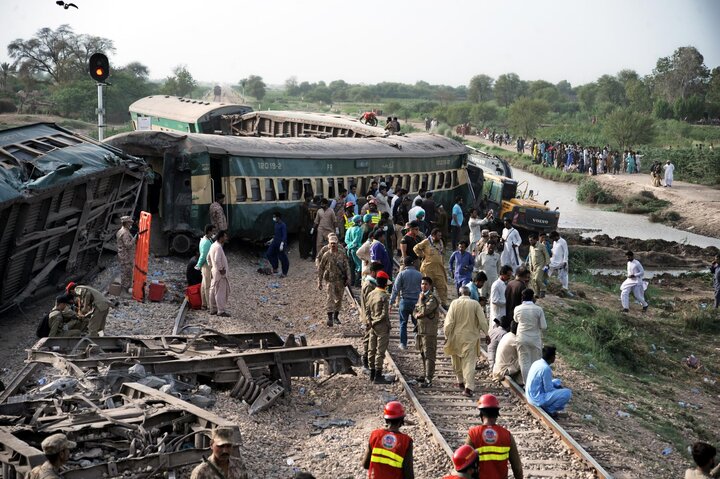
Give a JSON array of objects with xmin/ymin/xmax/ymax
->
[
  {"xmin": 326, "ymin": 178, "xmax": 335, "ymax": 199},
  {"xmin": 235, "ymin": 178, "xmax": 247, "ymax": 202},
  {"xmin": 336, "ymin": 177, "xmax": 345, "ymax": 193},
  {"xmin": 347, "ymin": 177, "xmax": 356, "ymax": 190},
  {"xmin": 402, "ymin": 175, "xmax": 411, "ymax": 190},
  {"xmin": 437, "ymin": 172, "xmax": 445, "ymax": 189},
  {"xmin": 315, "ymin": 178, "xmax": 324, "ymax": 198},
  {"xmin": 250, "ymin": 179, "xmax": 262, "ymax": 202},
  {"xmin": 444, "ymin": 171, "xmax": 452, "ymax": 189},
  {"xmin": 428, "ymin": 173, "xmax": 436, "ymax": 191},
  {"xmin": 189, "ymin": 124, "xmax": 196, "ymax": 133},
  {"xmin": 265, "ymin": 179, "xmax": 277, "ymax": 201},
  {"xmin": 420, "ymin": 174, "xmax": 428, "ymax": 190},
  {"xmin": 303, "ymin": 179, "xmax": 313, "ymax": 198},
  {"xmin": 358, "ymin": 177, "xmax": 368, "ymax": 195},
  {"xmin": 411, "ymin": 175, "xmax": 419, "ymax": 193},
  {"xmin": 292, "ymin": 179, "xmax": 303, "ymax": 200},
  {"xmin": 452, "ymin": 171, "xmax": 459, "ymax": 187},
  {"xmin": 278, "ymin": 179, "xmax": 290, "ymax": 201}
]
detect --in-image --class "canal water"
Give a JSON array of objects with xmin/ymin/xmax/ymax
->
[{"xmin": 512, "ymin": 168, "xmax": 720, "ymax": 249}]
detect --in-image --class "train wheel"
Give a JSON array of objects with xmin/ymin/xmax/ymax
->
[{"xmin": 171, "ymin": 233, "xmax": 192, "ymax": 254}]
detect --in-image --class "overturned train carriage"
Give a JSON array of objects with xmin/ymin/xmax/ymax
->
[
  {"xmin": 0, "ymin": 123, "xmax": 145, "ymax": 312},
  {"xmin": 104, "ymin": 130, "xmax": 476, "ymax": 251}
]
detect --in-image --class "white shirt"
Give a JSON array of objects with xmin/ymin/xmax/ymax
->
[
  {"xmin": 207, "ymin": 242, "xmax": 228, "ymax": 276},
  {"xmin": 550, "ymin": 237, "xmax": 568, "ymax": 267},
  {"xmin": 489, "ymin": 278, "xmax": 507, "ymax": 321},
  {"xmin": 501, "ymin": 227, "xmax": 522, "ymax": 268},
  {"xmin": 514, "ymin": 301, "xmax": 547, "ymax": 347},
  {"xmin": 624, "ymin": 259, "xmax": 644, "ymax": 286},
  {"xmin": 663, "ymin": 163, "xmax": 674, "ymax": 180},
  {"xmin": 408, "ymin": 206, "xmax": 425, "ymax": 223}
]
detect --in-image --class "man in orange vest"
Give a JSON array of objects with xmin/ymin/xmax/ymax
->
[
  {"xmin": 465, "ymin": 394, "xmax": 523, "ymax": 479},
  {"xmin": 441, "ymin": 445, "xmax": 480, "ymax": 478},
  {"xmin": 362, "ymin": 401, "xmax": 414, "ymax": 478}
]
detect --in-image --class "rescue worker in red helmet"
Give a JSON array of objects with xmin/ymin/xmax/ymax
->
[
  {"xmin": 465, "ymin": 394, "xmax": 523, "ymax": 479},
  {"xmin": 441, "ymin": 445, "xmax": 480, "ymax": 478},
  {"xmin": 362, "ymin": 401, "xmax": 414, "ymax": 478}
]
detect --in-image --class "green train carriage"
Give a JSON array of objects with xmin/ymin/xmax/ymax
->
[{"xmin": 105, "ymin": 130, "xmax": 483, "ymax": 252}]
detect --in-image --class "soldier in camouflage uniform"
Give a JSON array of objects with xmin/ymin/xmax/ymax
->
[
  {"xmin": 209, "ymin": 194, "xmax": 228, "ymax": 232},
  {"xmin": 413, "ymin": 228, "xmax": 449, "ymax": 307},
  {"xmin": 359, "ymin": 262, "xmax": 383, "ymax": 371},
  {"xmin": 414, "ymin": 276, "xmax": 440, "ymax": 387},
  {"xmin": 190, "ymin": 428, "xmax": 248, "ymax": 479},
  {"xmin": 317, "ymin": 234, "xmax": 349, "ymax": 327},
  {"xmin": 116, "ymin": 216, "xmax": 135, "ymax": 294},
  {"xmin": 366, "ymin": 271, "xmax": 392, "ymax": 384},
  {"xmin": 27, "ymin": 433, "xmax": 75, "ymax": 479},
  {"xmin": 48, "ymin": 295, "xmax": 87, "ymax": 337},
  {"xmin": 527, "ymin": 233, "xmax": 551, "ymax": 298}
]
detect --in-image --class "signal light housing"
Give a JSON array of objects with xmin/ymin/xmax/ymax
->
[{"xmin": 89, "ymin": 53, "xmax": 109, "ymax": 82}]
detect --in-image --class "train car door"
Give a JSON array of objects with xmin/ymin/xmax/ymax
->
[
  {"xmin": 466, "ymin": 163, "xmax": 485, "ymax": 211},
  {"xmin": 209, "ymin": 156, "xmax": 229, "ymax": 229}
]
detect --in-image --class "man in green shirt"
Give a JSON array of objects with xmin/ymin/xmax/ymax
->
[{"xmin": 195, "ymin": 224, "xmax": 215, "ymax": 309}]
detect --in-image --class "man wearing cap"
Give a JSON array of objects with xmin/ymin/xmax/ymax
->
[
  {"xmin": 48, "ymin": 294, "xmax": 87, "ymax": 337},
  {"xmin": 444, "ymin": 286, "xmax": 489, "ymax": 397},
  {"xmin": 315, "ymin": 233, "xmax": 347, "ymax": 269},
  {"xmin": 443, "ymin": 445, "xmax": 480, "ymax": 479},
  {"xmin": 116, "ymin": 215, "xmax": 135, "ymax": 295},
  {"xmin": 414, "ymin": 276, "xmax": 440, "ymax": 388},
  {"xmin": 476, "ymin": 242, "xmax": 501, "ymax": 299},
  {"xmin": 209, "ymin": 194, "xmax": 228, "ymax": 232},
  {"xmin": 465, "ymin": 394, "xmax": 523, "ymax": 479},
  {"xmin": 400, "ymin": 221, "xmax": 421, "ymax": 270},
  {"xmin": 527, "ymin": 234, "xmax": 551, "ymax": 299},
  {"xmin": 362, "ymin": 401, "xmax": 414, "ymax": 478},
  {"xmin": 360, "ymin": 263, "xmax": 383, "ymax": 371},
  {"xmin": 68, "ymin": 283, "xmax": 110, "ymax": 336},
  {"xmin": 366, "ymin": 271, "xmax": 393, "ymax": 384},
  {"xmin": 28, "ymin": 433, "xmax": 76, "ymax": 479},
  {"xmin": 345, "ymin": 215, "xmax": 364, "ymax": 286},
  {"xmin": 408, "ymin": 198, "xmax": 424, "ymax": 223},
  {"xmin": 414, "ymin": 228, "xmax": 448, "ymax": 307},
  {"xmin": 390, "ymin": 256, "xmax": 423, "ymax": 350},
  {"xmin": 318, "ymin": 234, "xmax": 349, "ymax": 326},
  {"xmin": 191, "ymin": 428, "xmax": 248, "ymax": 479}
]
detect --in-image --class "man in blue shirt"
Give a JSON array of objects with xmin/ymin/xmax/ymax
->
[
  {"xmin": 450, "ymin": 196, "xmax": 464, "ymax": 251},
  {"xmin": 449, "ymin": 240, "xmax": 474, "ymax": 295},
  {"xmin": 370, "ymin": 229, "xmax": 392, "ymax": 278},
  {"xmin": 194, "ymin": 224, "xmax": 215, "ymax": 309},
  {"xmin": 346, "ymin": 184, "xmax": 359, "ymax": 215},
  {"xmin": 525, "ymin": 345, "xmax": 572, "ymax": 418},
  {"xmin": 265, "ymin": 212, "xmax": 289, "ymax": 277},
  {"xmin": 390, "ymin": 256, "xmax": 423, "ymax": 349}
]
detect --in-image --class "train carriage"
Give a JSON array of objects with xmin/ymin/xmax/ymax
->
[{"xmin": 104, "ymin": 130, "xmax": 483, "ymax": 252}]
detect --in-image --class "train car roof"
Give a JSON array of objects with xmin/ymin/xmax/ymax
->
[
  {"xmin": 129, "ymin": 95, "xmax": 252, "ymax": 123},
  {"xmin": 0, "ymin": 123, "xmax": 144, "ymax": 200},
  {"xmin": 104, "ymin": 130, "xmax": 470, "ymax": 159}
]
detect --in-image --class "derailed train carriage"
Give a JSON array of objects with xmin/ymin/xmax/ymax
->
[
  {"xmin": 104, "ymin": 130, "xmax": 486, "ymax": 252},
  {"xmin": 0, "ymin": 123, "xmax": 145, "ymax": 312}
]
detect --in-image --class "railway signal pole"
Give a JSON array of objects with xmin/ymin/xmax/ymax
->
[{"xmin": 88, "ymin": 53, "xmax": 110, "ymax": 141}]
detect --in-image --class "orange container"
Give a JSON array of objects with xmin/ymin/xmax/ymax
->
[
  {"xmin": 149, "ymin": 281, "xmax": 165, "ymax": 302},
  {"xmin": 186, "ymin": 284, "xmax": 202, "ymax": 309}
]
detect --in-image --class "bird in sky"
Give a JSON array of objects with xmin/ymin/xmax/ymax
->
[{"xmin": 56, "ymin": 1, "xmax": 79, "ymax": 9}]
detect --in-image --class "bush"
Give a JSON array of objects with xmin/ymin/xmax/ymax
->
[
  {"xmin": 576, "ymin": 178, "xmax": 618, "ymax": 204},
  {"xmin": 0, "ymin": 99, "xmax": 16, "ymax": 113}
]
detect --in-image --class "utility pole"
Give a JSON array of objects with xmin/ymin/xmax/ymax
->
[
  {"xmin": 88, "ymin": 53, "xmax": 110, "ymax": 141},
  {"xmin": 97, "ymin": 83, "xmax": 105, "ymax": 141}
]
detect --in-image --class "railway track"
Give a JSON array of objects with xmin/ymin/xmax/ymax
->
[{"xmin": 345, "ymin": 268, "xmax": 613, "ymax": 479}]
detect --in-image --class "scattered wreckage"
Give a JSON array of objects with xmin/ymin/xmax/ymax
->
[{"xmin": 0, "ymin": 331, "xmax": 360, "ymax": 478}]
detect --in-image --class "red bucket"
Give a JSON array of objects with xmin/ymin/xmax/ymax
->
[
  {"xmin": 186, "ymin": 284, "xmax": 202, "ymax": 310},
  {"xmin": 148, "ymin": 281, "xmax": 165, "ymax": 302}
]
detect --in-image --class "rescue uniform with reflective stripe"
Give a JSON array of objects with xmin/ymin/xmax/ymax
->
[
  {"xmin": 367, "ymin": 428, "xmax": 413, "ymax": 479},
  {"xmin": 467, "ymin": 424, "xmax": 511, "ymax": 479}
]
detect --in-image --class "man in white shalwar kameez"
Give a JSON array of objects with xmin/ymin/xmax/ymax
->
[
  {"xmin": 547, "ymin": 231, "xmax": 572, "ymax": 296},
  {"xmin": 208, "ymin": 230, "xmax": 231, "ymax": 317},
  {"xmin": 500, "ymin": 218, "xmax": 522, "ymax": 273},
  {"xmin": 620, "ymin": 251, "xmax": 648, "ymax": 313},
  {"xmin": 663, "ymin": 160, "xmax": 675, "ymax": 187}
]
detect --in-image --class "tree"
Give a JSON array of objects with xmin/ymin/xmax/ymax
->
[
  {"xmin": 239, "ymin": 75, "xmax": 266, "ymax": 101},
  {"xmin": 528, "ymin": 80, "xmax": 560, "ymax": 107},
  {"xmin": 162, "ymin": 65, "xmax": 196, "ymax": 97},
  {"xmin": 603, "ymin": 108, "xmax": 656, "ymax": 150},
  {"xmin": 468, "ymin": 74, "xmax": 493, "ymax": 103},
  {"xmin": 595, "ymin": 74, "xmax": 626, "ymax": 106},
  {"xmin": 7, "ymin": 25, "xmax": 115, "ymax": 84},
  {"xmin": 616, "ymin": 69, "xmax": 640, "ymax": 86},
  {"xmin": 674, "ymin": 94, "xmax": 705, "ymax": 121},
  {"xmin": 652, "ymin": 46, "xmax": 710, "ymax": 102},
  {"xmin": 624, "ymin": 78, "xmax": 653, "ymax": 113},
  {"xmin": 446, "ymin": 102, "xmax": 472, "ymax": 125},
  {"xmin": 705, "ymin": 67, "xmax": 720, "ymax": 112},
  {"xmin": 0, "ymin": 62, "xmax": 15, "ymax": 91},
  {"xmin": 285, "ymin": 76, "xmax": 300, "ymax": 96},
  {"xmin": 433, "ymin": 86, "xmax": 456, "ymax": 106},
  {"xmin": 507, "ymin": 97, "xmax": 549, "ymax": 138},
  {"xmin": 576, "ymin": 83, "xmax": 598, "ymax": 111},
  {"xmin": 653, "ymin": 99, "xmax": 674, "ymax": 119},
  {"xmin": 494, "ymin": 73, "xmax": 523, "ymax": 107},
  {"xmin": 470, "ymin": 102, "xmax": 498, "ymax": 126},
  {"xmin": 556, "ymin": 80, "xmax": 573, "ymax": 99},
  {"xmin": 384, "ymin": 101, "xmax": 402, "ymax": 114}
]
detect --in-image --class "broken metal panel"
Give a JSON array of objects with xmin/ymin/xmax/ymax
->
[
  {"xmin": 0, "ymin": 123, "xmax": 146, "ymax": 312},
  {"xmin": 0, "ymin": 383, "xmax": 241, "ymax": 479},
  {"xmin": 221, "ymin": 111, "xmax": 387, "ymax": 138}
]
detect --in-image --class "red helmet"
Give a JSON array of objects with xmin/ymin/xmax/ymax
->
[
  {"xmin": 345, "ymin": 201, "xmax": 355, "ymax": 208},
  {"xmin": 383, "ymin": 401, "xmax": 405, "ymax": 419},
  {"xmin": 452, "ymin": 445, "xmax": 478, "ymax": 471},
  {"xmin": 477, "ymin": 394, "xmax": 500, "ymax": 409}
]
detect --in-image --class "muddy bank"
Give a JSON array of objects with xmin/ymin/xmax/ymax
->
[{"xmin": 565, "ymin": 232, "xmax": 719, "ymax": 261}]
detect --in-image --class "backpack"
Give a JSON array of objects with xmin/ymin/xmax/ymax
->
[{"xmin": 36, "ymin": 313, "xmax": 51, "ymax": 338}]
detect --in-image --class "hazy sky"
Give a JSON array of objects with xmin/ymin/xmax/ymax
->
[{"xmin": 1, "ymin": 0, "xmax": 719, "ymax": 88}]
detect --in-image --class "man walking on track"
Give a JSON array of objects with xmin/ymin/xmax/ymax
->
[
  {"xmin": 414, "ymin": 228, "xmax": 449, "ymax": 307},
  {"xmin": 465, "ymin": 394, "xmax": 524, "ymax": 479},
  {"xmin": 207, "ymin": 230, "xmax": 231, "ymax": 317},
  {"xmin": 366, "ymin": 271, "xmax": 393, "ymax": 384},
  {"xmin": 414, "ymin": 276, "xmax": 440, "ymax": 388},
  {"xmin": 317, "ymin": 234, "xmax": 349, "ymax": 327},
  {"xmin": 444, "ymin": 286, "xmax": 490, "ymax": 397},
  {"xmin": 116, "ymin": 215, "xmax": 135, "ymax": 295},
  {"xmin": 362, "ymin": 401, "xmax": 414, "ymax": 478}
]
